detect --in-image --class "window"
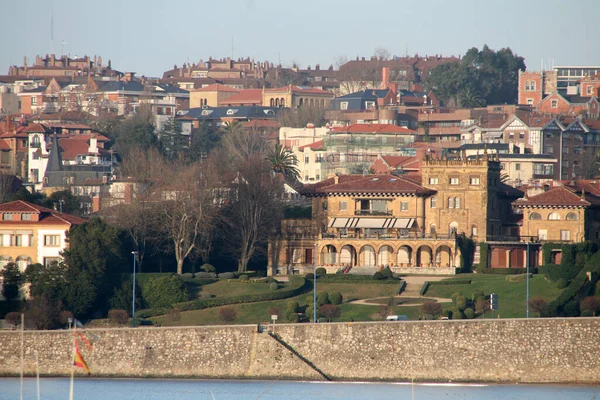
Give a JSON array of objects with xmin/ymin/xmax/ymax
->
[
  {"xmin": 519, "ymin": 132, "xmax": 525, "ymax": 140},
  {"xmin": 566, "ymin": 212, "xmax": 578, "ymax": 220},
  {"xmin": 44, "ymin": 235, "xmax": 60, "ymax": 246},
  {"xmin": 340, "ymin": 101, "xmax": 348, "ymax": 110},
  {"xmin": 339, "ymin": 201, "xmax": 347, "ymax": 211},
  {"xmin": 448, "ymin": 197, "xmax": 455, "ymax": 209},
  {"xmin": 538, "ymin": 229, "xmax": 547, "ymax": 240},
  {"xmin": 400, "ymin": 201, "xmax": 408, "ymax": 211},
  {"xmin": 304, "ymin": 155, "xmax": 310, "ymax": 164},
  {"xmin": 574, "ymin": 147, "xmax": 582, "ymax": 155},
  {"xmin": 560, "ymin": 230, "xmax": 571, "ymax": 241},
  {"xmin": 43, "ymin": 257, "xmax": 60, "ymax": 267},
  {"xmin": 428, "ymin": 177, "xmax": 438, "ymax": 185},
  {"xmin": 515, "ymin": 163, "xmax": 521, "ymax": 171},
  {"xmin": 548, "ymin": 212, "xmax": 560, "ymax": 220},
  {"xmin": 471, "ymin": 225, "xmax": 478, "ymax": 236},
  {"xmin": 455, "ymin": 197, "xmax": 461, "ymax": 209},
  {"xmin": 31, "ymin": 97, "xmax": 37, "ymax": 105},
  {"xmin": 2, "ymin": 213, "xmax": 13, "ymax": 221},
  {"xmin": 587, "ymin": 86, "xmax": 594, "ymax": 95},
  {"xmin": 430, "ymin": 196, "xmax": 437, "ymax": 208},
  {"xmin": 527, "ymin": 98, "xmax": 534, "ymax": 105},
  {"xmin": 470, "ymin": 176, "xmax": 480, "ymax": 185},
  {"xmin": 21, "ymin": 213, "xmax": 32, "ymax": 221},
  {"xmin": 544, "ymin": 145, "xmax": 554, "ymax": 153},
  {"xmin": 530, "ymin": 212, "xmax": 542, "ymax": 220},
  {"xmin": 551, "ymin": 99, "xmax": 558, "ymax": 108},
  {"xmin": 365, "ymin": 101, "xmax": 375, "ymax": 109},
  {"xmin": 509, "ymin": 132, "xmax": 514, "ymax": 139},
  {"xmin": 449, "ymin": 177, "xmax": 459, "ymax": 185},
  {"xmin": 10, "ymin": 235, "xmax": 22, "ymax": 247},
  {"xmin": 322, "ymin": 200, "xmax": 328, "ymax": 211}
]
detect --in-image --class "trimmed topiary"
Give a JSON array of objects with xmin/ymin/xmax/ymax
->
[
  {"xmin": 317, "ymin": 292, "xmax": 330, "ymax": 306},
  {"xmin": 556, "ymin": 278, "xmax": 568, "ymax": 289},
  {"xmin": 218, "ymin": 272, "xmax": 234, "ymax": 279},
  {"xmin": 287, "ymin": 313, "xmax": 300, "ymax": 323},
  {"xmin": 373, "ymin": 271, "xmax": 384, "ymax": 280},
  {"xmin": 269, "ymin": 282, "xmax": 279, "ymax": 291},
  {"xmin": 329, "ymin": 292, "xmax": 343, "ymax": 305},
  {"xmin": 471, "ymin": 290, "xmax": 484, "ymax": 302},
  {"xmin": 380, "ymin": 267, "xmax": 393, "ymax": 279},
  {"xmin": 239, "ymin": 274, "xmax": 249, "ymax": 282},
  {"xmin": 464, "ymin": 308, "xmax": 475, "ymax": 319}
]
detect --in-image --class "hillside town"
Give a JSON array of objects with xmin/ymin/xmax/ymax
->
[{"xmin": 1, "ymin": 46, "xmax": 600, "ymax": 330}]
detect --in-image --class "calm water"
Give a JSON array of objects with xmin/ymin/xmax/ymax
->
[{"xmin": 1, "ymin": 378, "xmax": 599, "ymax": 400}]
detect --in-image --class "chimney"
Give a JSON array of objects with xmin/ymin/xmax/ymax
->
[
  {"xmin": 381, "ymin": 67, "xmax": 391, "ymax": 90},
  {"xmin": 334, "ymin": 174, "xmax": 339, "ymax": 184},
  {"xmin": 92, "ymin": 195, "xmax": 101, "ymax": 213}
]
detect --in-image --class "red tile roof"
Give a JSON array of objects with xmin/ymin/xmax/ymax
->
[
  {"xmin": 58, "ymin": 138, "xmax": 90, "ymax": 160},
  {"xmin": 0, "ymin": 140, "xmax": 10, "ymax": 150},
  {"xmin": 298, "ymin": 140, "xmax": 324, "ymax": 150},
  {"xmin": 0, "ymin": 200, "xmax": 84, "ymax": 225},
  {"xmin": 219, "ymin": 89, "xmax": 262, "ymax": 105},
  {"xmin": 44, "ymin": 123, "xmax": 92, "ymax": 130},
  {"xmin": 302, "ymin": 174, "xmax": 435, "ymax": 196},
  {"xmin": 19, "ymin": 123, "xmax": 49, "ymax": 133},
  {"xmin": 514, "ymin": 186, "xmax": 592, "ymax": 207},
  {"xmin": 331, "ymin": 124, "xmax": 416, "ymax": 134}
]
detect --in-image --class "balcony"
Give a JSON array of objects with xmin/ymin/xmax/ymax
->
[
  {"xmin": 354, "ymin": 210, "xmax": 393, "ymax": 216},
  {"xmin": 29, "ymin": 142, "xmax": 41, "ymax": 148}
]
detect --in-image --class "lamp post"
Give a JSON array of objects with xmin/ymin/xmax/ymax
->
[
  {"xmin": 313, "ymin": 243, "xmax": 317, "ymax": 323},
  {"xmin": 131, "ymin": 251, "xmax": 138, "ymax": 327},
  {"xmin": 526, "ymin": 242, "xmax": 530, "ymax": 319}
]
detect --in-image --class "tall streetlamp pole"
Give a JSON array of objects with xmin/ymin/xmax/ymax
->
[
  {"xmin": 526, "ymin": 242, "xmax": 530, "ymax": 319},
  {"xmin": 131, "ymin": 251, "xmax": 138, "ymax": 327},
  {"xmin": 313, "ymin": 243, "xmax": 317, "ymax": 324}
]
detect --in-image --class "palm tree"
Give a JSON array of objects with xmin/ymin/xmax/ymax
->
[
  {"xmin": 266, "ymin": 143, "xmax": 300, "ymax": 182},
  {"xmin": 460, "ymin": 87, "xmax": 486, "ymax": 108},
  {"xmin": 219, "ymin": 121, "xmax": 243, "ymax": 135}
]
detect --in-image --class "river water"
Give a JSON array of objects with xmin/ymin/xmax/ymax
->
[{"xmin": 1, "ymin": 378, "xmax": 599, "ymax": 400}]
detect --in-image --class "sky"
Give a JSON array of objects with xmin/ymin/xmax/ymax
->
[{"xmin": 2, "ymin": 0, "xmax": 600, "ymax": 78}]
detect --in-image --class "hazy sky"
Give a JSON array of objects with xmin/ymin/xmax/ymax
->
[{"xmin": 2, "ymin": 0, "xmax": 599, "ymax": 77}]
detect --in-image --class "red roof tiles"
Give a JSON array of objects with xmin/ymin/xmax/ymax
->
[
  {"xmin": 514, "ymin": 186, "xmax": 592, "ymax": 207},
  {"xmin": 0, "ymin": 200, "xmax": 85, "ymax": 225},
  {"xmin": 219, "ymin": 89, "xmax": 262, "ymax": 105},
  {"xmin": 302, "ymin": 174, "xmax": 434, "ymax": 196}
]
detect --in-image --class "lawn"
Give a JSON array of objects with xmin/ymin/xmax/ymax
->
[
  {"xmin": 197, "ymin": 280, "xmax": 291, "ymax": 298},
  {"xmin": 423, "ymin": 274, "xmax": 564, "ymax": 318},
  {"xmin": 311, "ymin": 282, "xmax": 401, "ymax": 302}
]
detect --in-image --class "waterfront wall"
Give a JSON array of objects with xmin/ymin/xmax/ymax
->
[{"xmin": 0, "ymin": 318, "xmax": 599, "ymax": 384}]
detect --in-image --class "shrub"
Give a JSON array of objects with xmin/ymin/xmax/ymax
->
[
  {"xmin": 264, "ymin": 277, "xmax": 278, "ymax": 284},
  {"xmin": 373, "ymin": 271, "xmax": 384, "ymax": 280},
  {"xmin": 201, "ymin": 264, "xmax": 216, "ymax": 273},
  {"xmin": 305, "ymin": 273, "xmax": 315, "ymax": 280},
  {"xmin": 315, "ymin": 267, "xmax": 326, "ymax": 276},
  {"xmin": 287, "ymin": 313, "xmax": 300, "ymax": 323},
  {"xmin": 316, "ymin": 274, "xmax": 399, "ymax": 284},
  {"xmin": 556, "ymin": 278, "xmax": 568, "ymax": 289},
  {"xmin": 453, "ymin": 309, "xmax": 464, "ymax": 319},
  {"xmin": 329, "ymin": 292, "xmax": 343, "ymax": 305},
  {"xmin": 219, "ymin": 307, "xmax": 237, "ymax": 322},
  {"xmin": 475, "ymin": 298, "xmax": 490, "ymax": 315},
  {"xmin": 442, "ymin": 309, "xmax": 453, "ymax": 319},
  {"xmin": 193, "ymin": 272, "xmax": 216, "ymax": 279},
  {"xmin": 455, "ymin": 295, "xmax": 467, "ymax": 311},
  {"xmin": 420, "ymin": 301, "xmax": 442, "ymax": 319},
  {"xmin": 218, "ymin": 272, "xmax": 234, "ymax": 279},
  {"xmin": 239, "ymin": 274, "xmax": 249, "ymax": 282},
  {"xmin": 563, "ymin": 300, "xmax": 580, "ymax": 317},
  {"xmin": 5, "ymin": 312, "xmax": 21, "ymax": 327},
  {"xmin": 471, "ymin": 290, "xmax": 484, "ymax": 302},
  {"xmin": 59, "ymin": 310, "xmax": 74, "ymax": 325},
  {"xmin": 317, "ymin": 292, "xmax": 330, "ymax": 306},
  {"xmin": 451, "ymin": 292, "xmax": 462, "ymax": 304},
  {"xmin": 319, "ymin": 304, "xmax": 341, "ymax": 322},
  {"xmin": 580, "ymin": 296, "xmax": 600, "ymax": 316},
  {"xmin": 317, "ymin": 317, "xmax": 329, "ymax": 323},
  {"xmin": 544, "ymin": 263, "xmax": 582, "ymax": 283},
  {"xmin": 108, "ymin": 309, "xmax": 129, "ymax": 326},
  {"xmin": 269, "ymin": 282, "xmax": 279, "ymax": 291},
  {"xmin": 398, "ymin": 280, "xmax": 407, "ymax": 294},
  {"xmin": 286, "ymin": 301, "xmax": 300, "ymax": 313},
  {"xmin": 478, "ymin": 268, "xmax": 526, "ymax": 275},
  {"xmin": 506, "ymin": 274, "xmax": 532, "ymax": 283},
  {"xmin": 306, "ymin": 305, "xmax": 316, "ymax": 322},
  {"xmin": 142, "ymin": 275, "xmax": 189, "ymax": 309},
  {"xmin": 380, "ymin": 267, "xmax": 393, "ymax": 279},
  {"xmin": 464, "ymin": 308, "xmax": 475, "ymax": 319},
  {"xmin": 528, "ymin": 297, "xmax": 548, "ymax": 317},
  {"xmin": 181, "ymin": 273, "xmax": 194, "ymax": 280}
]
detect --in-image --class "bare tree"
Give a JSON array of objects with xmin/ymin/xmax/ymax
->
[
  {"xmin": 158, "ymin": 158, "xmax": 220, "ymax": 274},
  {"xmin": 277, "ymin": 105, "xmax": 326, "ymax": 128},
  {"xmin": 374, "ymin": 46, "xmax": 392, "ymax": 61},
  {"xmin": 0, "ymin": 172, "xmax": 17, "ymax": 203}
]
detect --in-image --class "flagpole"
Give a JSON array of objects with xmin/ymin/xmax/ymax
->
[
  {"xmin": 69, "ymin": 323, "xmax": 76, "ymax": 400},
  {"xmin": 20, "ymin": 313, "xmax": 24, "ymax": 400},
  {"xmin": 35, "ymin": 350, "xmax": 40, "ymax": 400}
]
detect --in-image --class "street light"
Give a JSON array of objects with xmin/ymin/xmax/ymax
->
[
  {"xmin": 526, "ymin": 242, "xmax": 530, "ymax": 319},
  {"xmin": 131, "ymin": 251, "xmax": 138, "ymax": 327},
  {"xmin": 313, "ymin": 243, "xmax": 317, "ymax": 324}
]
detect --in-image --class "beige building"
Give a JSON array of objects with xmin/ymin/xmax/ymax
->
[
  {"xmin": 263, "ymin": 85, "xmax": 333, "ymax": 108},
  {"xmin": 189, "ymin": 84, "xmax": 240, "ymax": 108}
]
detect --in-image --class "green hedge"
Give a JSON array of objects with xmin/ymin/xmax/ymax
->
[
  {"xmin": 479, "ymin": 243, "xmax": 489, "ymax": 269},
  {"xmin": 543, "ymin": 263, "xmax": 582, "ymax": 283},
  {"xmin": 505, "ymin": 273, "xmax": 532, "ymax": 282},
  {"xmin": 420, "ymin": 281, "xmax": 430, "ymax": 296},
  {"xmin": 309, "ymin": 274, "xmax": 400, "ymax": 284},
  {"xmin": 398, "ymin": 280, "xmax": 407, "ymax": 295},
  {"xmin": 478, "ymin": 268, "xmax": 527, "ymax": 275},
  {"xmin": 429, "ymin": 279, "xmax": 472, "ymax": 286},
  {"xmin": 136, "ymin": 277, "xmax": 307, "ymax": 318}
]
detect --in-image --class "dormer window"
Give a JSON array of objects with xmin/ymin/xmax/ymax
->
[{"xmin": 226, "ymin": 109, "xmax": 238, "ymax": 115}]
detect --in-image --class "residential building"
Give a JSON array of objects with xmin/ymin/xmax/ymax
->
[
  {"xmin": 7, "ymin": 54, "xmax": 116, "ymax": 79},
  {"xmin": 189, "ymin": 83, "xmax": 240, "ymax": 108},
  {"xmin": 279, "ymin": 125, "xmax": 330, "ymax": 149},
  {"xmin": 536, "ymin": 92, "xmax": 599, "ymax": 118},
  {"xmin": 0, "ymin": 200, "xmax": 84, "ymax": 274}
]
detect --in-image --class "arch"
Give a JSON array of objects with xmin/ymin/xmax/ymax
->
[
  {"xmin": 320, "ymin": 244, "xmax": 338, "ymax": 265},
  {"xmin": 548, "ymin": 212, "xmax": 560, "ymax": 220},
  {"xmin": 449, "ymin": 221, "xmax": 459, "ymax": 234},
  {"xmin": 310, "ymin": 98, "xmax": 315, "ymax": 106},
  {"xmin": 566, "ymin": 212, "xmax": 578, "ymax": 220},
  {"xmin": 0, "ymin": 256, "xmax": 13, "ymax": 268},
  {"xmin": 280, "ymin": 97, "xmax": 285, "ymax": 107},
  {"xmin": 435, "ymin": 245, "xmax": 452, "ymax": 267},
  {"xmin": 340, "ymin": 245, "xmax": 357, "ymax": 266},
  {"xmin": 509, "ymin": 248, "xmax": 525, "ymax": 268},
  {"xmin": 15, "ymin": 255, "xmax": 32, "ymax": 272},
  {"xmin": 299, "ymin": 98, "xmax": 304, "ymax": 107},
  {"xmin": 359, "ymin": 245, "xmax": 376, "ymax": 267},
  {"xmin": 416, "ymin": 245, "xmax": 432, "ymax": 266},
  {"xmin": 397, "ymin": 246, "xmax": 412, "ymax": 266},
  {"xmin": 529, "ymin": 212, "xmax": 542, "ymax": 220},
  {"xmin": 378, "ymin": 245, "xmax": 394, "ymax": 267},
  {"xmin": 320, "ymin": 99, "xmax": 325, "ymax": 107},
  {"xmin": 430, "ymin": 224, "xmax": 436, "ymax": 234},
  {"xmin": 275, "ymin": 98, "xmax": 279, "ymax": 107},
  {"xmin": 270, "ymin": 98, "xmax": 274, "ymax": 107}
]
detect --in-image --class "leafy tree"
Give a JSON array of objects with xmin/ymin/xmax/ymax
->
[
  {"xmin": 1, "ymin": 263, "xmax": 23, "ymax": 308},
  {"xmin": 421, "ymin": 301, "xmax": 443, "ymax": 319},
  {"xmin": 455, "ymin": 295, "xmax": 468, "ymax": 311},
  {"xmin": 189, "ymin": 121, "xmax": 221, "ymax": 160},
  {"xmin": 24, "ymin": 294, "xmax": 64, "ymax": 330},
  {"xmin": 25, "ymin": 262, "xmax": 65, "ymax": 300},
  {"xmin": 108, "ymin": 278, "xmax": 141, "ymax": 314},
  {"xmin": 265, "ymin": 143, "xmax": 300, "ymax": 182},
  {"xmin": 142, "ymin": 275, "xmax": 188, "ymax": 308},
  {"xmin": 112, "ymin": 110, "xmax": 158, "ymax": 156},
  {"xmin": 44, "ymin": 190, "xmax": 82, "ymax": 216},
  {"xmin": 61, "ymin": 217, "xmax": 124, "ymax": 317},
  {"xmin": 159, "ymin": 117, "xmax": 187, "ymax": 160},
  {"xmin": 219, "ymin": 306, "xmax": 237, "ymax": 322},
  {"xmin": 319, "ymin": 304, "xmax": 341, "ymax": 322}
]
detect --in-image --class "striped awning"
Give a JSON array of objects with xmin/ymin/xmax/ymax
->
[{"xmin": 329, "ymin": 218, "xmax": 415, "ymax": 229}]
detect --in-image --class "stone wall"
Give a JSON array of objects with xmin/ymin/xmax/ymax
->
[{"xmin": 1, "ymin": 318, "xmax": 599, "ymax": 383}]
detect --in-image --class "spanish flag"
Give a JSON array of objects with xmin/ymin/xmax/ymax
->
[{"xmin": 73, "ymin": 341, "xmax": 90, "ymax": 375}]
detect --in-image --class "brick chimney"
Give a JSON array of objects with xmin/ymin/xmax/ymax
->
[{"xmin": 381, "ymin": 67, "xmax": 390, "ymax": 89}]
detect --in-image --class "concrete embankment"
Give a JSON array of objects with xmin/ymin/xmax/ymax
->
[{"xmin": 0, "ymin": 318, "xmax": 599, "ymax": 384}]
